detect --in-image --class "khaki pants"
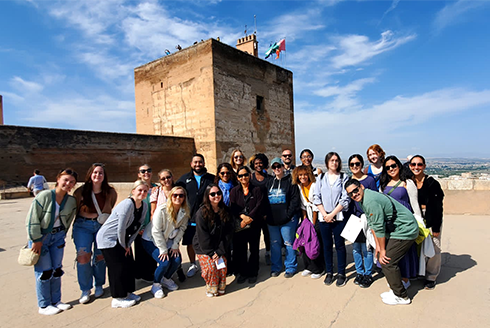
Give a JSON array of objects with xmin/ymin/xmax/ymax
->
[{"xmin": 426, "ymin": 228, "xmax": 442, "ymax": 282}]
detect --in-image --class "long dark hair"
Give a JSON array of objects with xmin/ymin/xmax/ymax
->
[
  {"xmin": 201, "ymin": 184, "xmax": 231, "ymax": 224},
  {"xmin": 214, "ymin": 163, "xmax": 237, "ymax": 185},
  {"xmin": 379, "ymin": 155, "xmax": 412, "ymax": 191},
  {"xmin": 81, "ymin": 163, "xmax": 114, "ymax": 207}
]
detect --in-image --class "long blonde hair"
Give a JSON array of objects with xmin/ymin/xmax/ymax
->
[{"xmin": 165, "ymin": 186, "xmax": 190, "ymax": 223}]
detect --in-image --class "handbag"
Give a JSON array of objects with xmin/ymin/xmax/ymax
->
[
  {"xmin": 18, "ymin": 244, "xmax": 39, "ymax": 266},
  {"xmin": 42, "ymin": 177, "xmax": 49, "ymax": 190},
  {"xmin": 92, "ymin": 192, "xmax": 110, "ymax": 225}
]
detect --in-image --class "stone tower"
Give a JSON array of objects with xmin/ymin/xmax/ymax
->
[{"xmin": 134, "ymin": 38, "xmax": 295, "ymax": 172}]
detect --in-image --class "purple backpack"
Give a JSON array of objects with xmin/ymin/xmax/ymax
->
[{"xmin": 293, "ymin": 218, "xmax": 320, "ymax": 260}]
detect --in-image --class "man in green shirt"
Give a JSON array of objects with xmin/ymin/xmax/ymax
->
[{"xmin": 345, "ymin": 179, "xmax": 418, "ymax": 305}]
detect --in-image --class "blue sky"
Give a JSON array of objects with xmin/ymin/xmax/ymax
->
[{"xmin": 1, "ymin": 0, "xmax": 490, "ymax": 159}]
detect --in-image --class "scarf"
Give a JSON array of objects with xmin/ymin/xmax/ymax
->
[{"xmin": 218, "ymin": 180, "xmax": 234, "ymax": 206}]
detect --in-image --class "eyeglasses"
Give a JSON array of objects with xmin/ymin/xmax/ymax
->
[
  {"xmin": 347, "ymin": 187, "xmax": 360, "ymax": 198},
  {"xmin": 410, "ymin": 163, "xmax": 424, "ymax": 168},
  {"xmin": 301, "ymin": 155, "xmax": 312, "ymax": 160},
  {"xmin": 385, "ymin": 164, "xmax": 398, "ymax": 170},
  {"xmin": 139, "ymin": 168, "xmax": 152, "ymax": 174},
  {"xmin": 219, "ymin": 171, "xmax": 230, "ymax": 176},
  {"xmin": 160, "ymin": 176, "xmax": 172, "ymax": 181},
  {"xmin": 237, "ymin": 173, "xmax": 250, "ymax": 178},
  {"xmin": 209, "ymin": 191, "xmax": 223, "ymax": 197},
  {"xmin": 172, "ymin": 193, "xmax": 185, "ymax": 199},
  {"xmin": 92, "ymin": 163, "xmax": 105, "ymax": 167},
  {"xmin": 272, "ymin": 165, "xmax": 282, "ymax": 169},
  {"xmin": 349, "ymin": 162, "xmax": 361, "ymax": 168},
  {"xmin": 282, "ymin": 154, "xmax": 292, "ymax": 158}
]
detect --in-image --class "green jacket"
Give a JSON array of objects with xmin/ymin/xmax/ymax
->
[
  {"xmin": 360, "ymin": 189, "xmax": 418, "ymax": 240},
  {"xmin": 26, "ymin": 190, "xmax": 77, "ymax": 242}
]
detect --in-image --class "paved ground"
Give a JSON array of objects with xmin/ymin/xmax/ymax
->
[{"xmin": 0, "ymin": 197, "xmax": 488, "ymax": 328}]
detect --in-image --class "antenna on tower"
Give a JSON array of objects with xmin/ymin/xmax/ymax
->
[
  {"xmin": 244, "ymin": 25, "xmax": 247, "ymax": 36},
  {"xmin": 254, "ymin": 15, "xmax": 257, "ymax": 34}
]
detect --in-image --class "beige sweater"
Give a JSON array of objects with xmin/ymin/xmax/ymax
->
[{"xmin": 151, "ymin": 204, "xmax": 189, "ymax": 255}]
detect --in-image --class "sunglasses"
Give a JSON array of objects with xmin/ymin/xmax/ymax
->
[
  {"xmin": 349, "ymin": 162, "xmax": 361, "ymax": 168},
  {"xmin": 234, "ymin": 155, "xmax": 244, "ymax": 159},
  {"xmin": 219, "ymin": 171, "xmax": 230, "ymax": 176},
  {"xmin": 59, "ymin": 169, "xmax": 78, "ymax": 180},
  {"xmin": 410, "ymin": 163, "xmax": 424, "ymax": 168},
  {"xmin": 209, "ymin": 191, "xmax": 223, "ymax": 197},
  {"xmin": 139, "ymin": 168, "xmax": 152, "ymax": 174},
  {"xmin": 237, "ymin": 173, "xmax": 250, "ymax": 178},
  {"xmin": 160, "ymin": 176, "xmax": 172, "ymax": 180},
  {"xmin": 272, "ymin": 165, "xmax": 282, "ymax": 169},
  {"xmin": 385, "ymin": 164, "xmax": 398, "ymax": 170},
  {"xmin": 92, "ymin": 162, "xmax": 105, "ymax": 167},
  {"xmin": 301, "ymin": 155, "xmax": 312, "ymax": 160},
  {"xmin": 172, "ymin": 193, "xmax": 185, "ymax": 199},
  {"xmin": 347, "ymin": 187, "xmax": 360, "ymax": 198},
  {"xmin": 282, "ymin": 154, "xmax": 292, "ymax": 158}
]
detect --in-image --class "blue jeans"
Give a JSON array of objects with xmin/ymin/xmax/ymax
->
[
  {"xmin": 73, "ymin": 217, "xmax": 106, "ymax": 291},
  {"xmin": 319, "ymin": 220, "xmax": 346, "ymax": 275},
  {"xmin": 141, "ymin": 239, "xmax": 182, "ymax": 282},
  {"xmin": 353, "ymin": 242, "xmax": 373, "ymax": 276},
  {"xmin": 29, "ymin": 230, "xmax": 66, "ymax": 308},
  {"xmin": 268, "ymin": 216, "xmax": 299, "ymax": 274}
]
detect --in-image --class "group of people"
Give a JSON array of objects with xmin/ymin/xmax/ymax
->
[{"xmin": 25, "ymin": 144, "xmax": 444, "ymax": 315}]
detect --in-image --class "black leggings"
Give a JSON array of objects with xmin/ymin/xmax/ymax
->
[{"xmin": 101, "ymin": 244, "xmax": 135, "ymax": 298}]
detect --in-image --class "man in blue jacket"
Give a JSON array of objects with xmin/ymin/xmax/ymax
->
[{"xmin": 176, "ymin": 154, "xmax": 216, "ymax": 277}]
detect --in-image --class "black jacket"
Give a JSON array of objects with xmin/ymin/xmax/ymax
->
[
  {"xmin": 192, "ymin": 207, "xmax": 233, "ymax": 257},
  {"xmin": 418, "ymin": 176, "xmax": 444, "ymax": 233},
  {"xmin": 230, "ymin": 184, "xmax": 264, "ymax": 229},
  {"xmin": 265, "ymin": 175, "xmax": 301, "ymax": 226},
  {"xmin": 176, "ymin": 170, "xmax": 216, "ymax": 221}
]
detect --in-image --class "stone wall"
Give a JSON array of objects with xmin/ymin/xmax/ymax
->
[{"xmin": 0, "ymin": 125, "xmax": 195, "ymax": 184}]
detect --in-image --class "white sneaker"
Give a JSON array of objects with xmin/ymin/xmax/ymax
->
[
  {"xmin": 39, "ymin": 305, "xmax": 62, "ymax": 315},
  {"xmin": 206, "ymin": 292, "xmax": 215, "ymax": 298},
  {"xmin": 151, "ymin": 283, "xmax": 165, "ymax": 299},
  {"xmin": 187, "ymin": 263, "xmax": 199, "ymax": 277},
  {"xmin": 382, "ymin": 293, "xmax": 411, "ymax": 305},
  {"xmin": 161, "ymin": 277, "xmax": 179, "ymax": 291},
  {"xmin": 79, "ymin": 290, "xmax": 91, "ymax": 304},
  {"xmin": 311, "ymin": 273, "xmax": 323, "ymax": 279},
  {"xmin": 380, "ymin": 290, "xmax": 395, "ymax": 299},
  {"xmin": 402, "ymin": 280, "xmax": 411, "ymax": 289},
  {"xmin": 301, "ymin": 269, "xmax": 312, "ymax": 277},
  {"xmin": 94, "ymin": 286, "xmax": 104, "ymax": 298},
  {"xmin": 126, "ymin": 293, "xmax": 141, "ymax": 302},
  {"xmin": 111, "ymin": 298, "xmax": 136, "ymax": 308},
  {"xmin": 54, "ymin": 302, "xmax": 72, "ymax": 311}
]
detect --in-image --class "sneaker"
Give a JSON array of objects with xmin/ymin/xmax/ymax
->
[
  {"xmin": 402, "ymin": 280, "xmax": 411, "ymax": 290},
  {"xmin": 424, "ymin": 280, "xmax": 436, "ymax": 290},
  {"xmin": 284, "ymin": 272, "xmax": 295, "ymax": 279},
  {"xmin": 336, "ymin": 274, "xmax": 347, "ymax": 287},
  {"xmin": 177, "ymin": 268, "xmax": 186, "ymax": 282},
  {"xmin": 187, "ymin": 263, "xmax": 199, "ymax": 278},
  {"xmin": 301, "ymin": 269, "xmax": 312, "ymax": 277},
  {"xmin": 39, "ymin": 305, "xmax": 61, "ymax": 316},
  {"xmin": 161, "ymin": 277, "xmax": 179, "ymax": 291},
  {"xmin": 354, "ymin": 273, "xmax": 363, "ymax": 285},
  {"xmin": 54, "ymin": 302, "xmax": 72, "ymax": 311},
  {"xmin": 237, "ymin": 275, "xmax": 248, "ymax": 284},
  {"xmin": 206, "ymin": 292, "xmax": 216, "ymax": 298},
  {"xmin": 127, "ymin": 293, "xmax": 141, "ymax": 302},
  {"xmin": 94, "ymin": 286, "xmax": 104, "ymax": 298},
  {"xmin": 79, "ymin": 290, "xmax": 91, "ymax": 304},
  {"xmin": 265, "ymin": 252, "xmax": 271, "ymax": 266},
  {"xmin": 324, "ymin": 273, "xmax": 334, "ymax": 286},
  {"xmin": 151, "ymin": 283, "xmax": 165, "ymax": 299},
  {"xmin": 360, "ymin": 275, "xmax": 374, "ymax": 288},
  {"xmin": 218, "ymin": 290, "xmax": 225, "ymax": 295},
  {"xmin": 311, "ymin": 272, "xmax": 323, "ymax": 279},
  {"xmin": 382, "ymin": 293, "xmax": 411, "ymax": 305},
  {"xmin": 112, "ymin": 298, "xmax": 136, "ymax": 308},
  {"xmin": 248, "ymin": 276, "xmax": 257, "ymax": 284},
  {"xmin": 270, "ymin": 271, "xmax": 280, "ymax": 278},
  {"xmin": 380, "ymin": 290, "xmax": 395, "ymax": 299}
]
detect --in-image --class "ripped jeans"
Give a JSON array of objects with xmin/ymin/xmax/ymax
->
[
  {"xmin": 268, "ymin": 215, "xmax": 299, "ymax": 274},
  {"xmin": 29, "ymin": 230, "xmax": 66, "ymax": 308},
  {"xmin": 73, "ymin": 217, "xmax": 106, "ymax": 292}
]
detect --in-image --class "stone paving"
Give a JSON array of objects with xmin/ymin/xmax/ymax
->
[{"xmin": 0, "ymin": 198, "xmax": 488, "ymax": 328}]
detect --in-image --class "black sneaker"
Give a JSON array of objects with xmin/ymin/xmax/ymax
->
[
  {"xmin": 360, "ymin": 275, "xmax": 373, "ymax": 288},
  {"xmin": 237, "ymin": 275, "xmax": 247, "ymax": 284},
  {"xmin": 248, "ymin": 276, "xmax": 257, "ymax": 284},
  {"xmin": 284, "ymin": 272, "xmax": 295, "ymax": 279},
  {"xmin": 324, "ymin": 273, "xmax": 334, "ymax": 285},
  {"xmin": 177, "ymin": 268, "xmax": 186, "ymax": 283},
  {"xmin": 354, "ymin": 274, "xmax": 363, "ymax": 285},
  {"xmin": 336, "ymin": 274, "xmax": 347, "ymax": 287},
  {"xmin": 270, "ymin": 271, "xmax": 280, "ymax": 278},
  {"xmin": 424, "ymin": 280, "xmax": 436, "ymax": 290}
]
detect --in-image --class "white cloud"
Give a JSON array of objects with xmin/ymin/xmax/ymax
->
[
  {"xmin": 9, "ymin": 76, "xmax": 44, "ymax": 94},
  {"xmin": 433, "ymin": 0, "xmax": 488, "ymax": 33},
  {"xmin": 330, "ymin": 30, "xmax": 416, "ymax": 69},
  {"xmin": 313, "ymin": 77, "xmax": 376, "ymax": 110},
  {"xmin": 0, "ymin": 91, "xmax": 25, "ymax": 104}
]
